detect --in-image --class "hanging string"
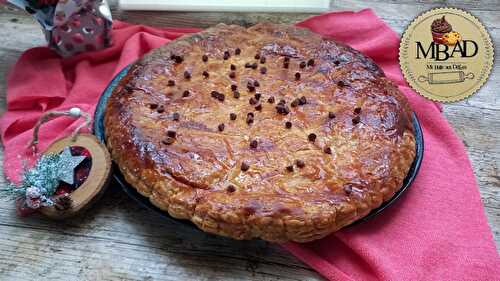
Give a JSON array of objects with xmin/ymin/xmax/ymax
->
[{"xmin": 28, "ymin": 107, "xmax": 91, "ymax": 150}]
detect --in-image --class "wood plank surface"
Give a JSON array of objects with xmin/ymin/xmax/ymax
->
[{"xmin": 0, "ymin": 1, "xmax": 499, "ymax": 280}]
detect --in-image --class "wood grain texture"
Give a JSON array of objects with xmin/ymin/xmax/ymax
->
[{"xmin": 0, "ymin": 1, "xmax": 499, "ymax": 280}]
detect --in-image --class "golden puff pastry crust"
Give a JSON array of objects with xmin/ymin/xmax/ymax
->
[{"xmin": 104, "ymin": 23, "xmax": 416, "ymax": 242}]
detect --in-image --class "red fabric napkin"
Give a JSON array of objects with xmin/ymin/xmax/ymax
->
[{"xmin": 1, "ymin": 9, "xmax": 498, "ymax": 280}]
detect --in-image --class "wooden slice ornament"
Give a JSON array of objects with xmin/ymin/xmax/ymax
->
[
  {"xmin": 25, "ymin": 107, "xmax": 112, "ymax": 219},
  {"xmin": 40, "ymin": 133, "xmax": 112, "ymax": 219}
]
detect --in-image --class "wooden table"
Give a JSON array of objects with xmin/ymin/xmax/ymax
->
[{"xmin": 0, "ymin": 1, "xmax": 498, "ymax": 280}]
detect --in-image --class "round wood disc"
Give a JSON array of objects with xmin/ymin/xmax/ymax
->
[{"xmin": 40, "ymin": 133, "xmax": 112, "ymax": 219}]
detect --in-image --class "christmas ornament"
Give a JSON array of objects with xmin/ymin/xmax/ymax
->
[
  {"xmin": 6, "ymin": 0, "xmax": 112, "ymax": 57},
  {"xmin": 2, "ymin": 152, "xmax": 75, "ymax": 210},
  {"xmin": 2, "ymin": 107, "xmax": 112, "ymax": 219}
]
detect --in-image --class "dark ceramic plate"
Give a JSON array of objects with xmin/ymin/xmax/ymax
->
[{"xmin": 94, "ymin": 65, "xmax": 424, "ymax": 229}]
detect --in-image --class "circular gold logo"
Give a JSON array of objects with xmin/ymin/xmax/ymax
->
[{"xmin": 399, "ymin": 7, "xmax": 494, "ymax": 102}]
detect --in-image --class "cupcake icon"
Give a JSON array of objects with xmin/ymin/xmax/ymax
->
[
  {"xmin": 431, "ymin": 16, "xmax": 461, "ymax": 45},
  {"xmin": 431, "ymin": 16, "xmax": 452, "ymax": 44}
]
